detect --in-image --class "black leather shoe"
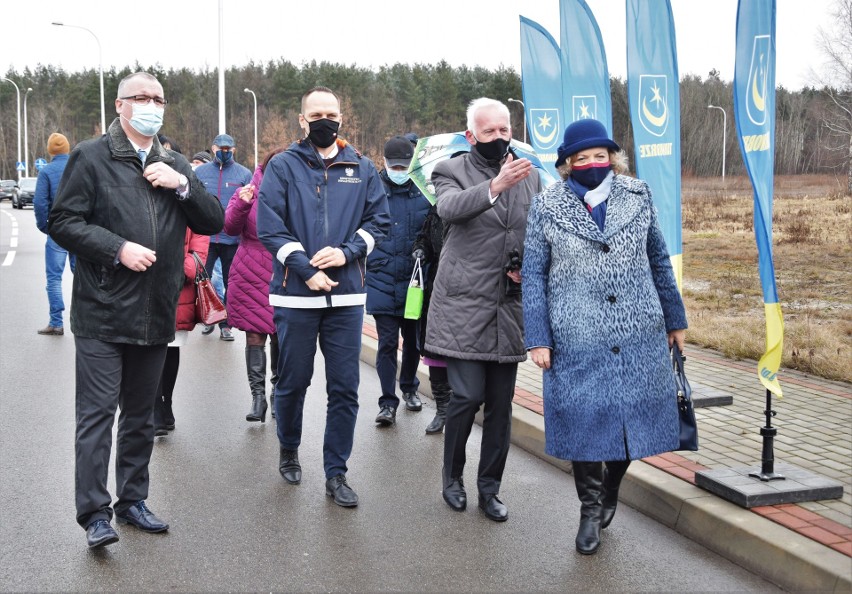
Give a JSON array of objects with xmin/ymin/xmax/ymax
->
[
  {"xmin": 375, "ymin": 406, "xmax": 396, "ymax": 426},
  {"xmin": 279, "ymin": 448, "xmax": 301, "ymax": 485},
  {"xmin": 115, "ymin": 501, "xmax": 169, "ymax": 533},
  {"xmin": 442, "ymin": 478, "xmax": 467, "ymax": 511},
  {"xmin": 478, "ymin": 494, "xmax": 508, "ymax": 522},
  {"xmin": 326, "ymin": 474, "xmax": 358, "ymax": 507},
  {"xmin": 403, "ymin": 391, "xmax": 422, "ymax": 411},
  {"xmin": 86, "ymin": 519, "xmax": 119, "ymax": 549}
]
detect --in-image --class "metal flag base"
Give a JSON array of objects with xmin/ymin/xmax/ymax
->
[
  {"xmin": 695, "ymin": 389, "xmax": 843, "ymax": 507},
  {"xmin": 749, "ymin": 389, "xmax": 786, "ymax": 482}
]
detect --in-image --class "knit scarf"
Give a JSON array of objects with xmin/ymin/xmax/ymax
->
[{"xmin": 565, "ymin": 171, "xmax": 614, "ymax": 233}]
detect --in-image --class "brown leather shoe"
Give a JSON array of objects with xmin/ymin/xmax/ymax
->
[{"xmin": 37, "ymin": 326, "xmax": 64, "ymax": 336}]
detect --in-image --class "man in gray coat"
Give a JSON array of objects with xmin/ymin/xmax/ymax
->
[{"xmin": 425, "ymin": 97, "xmax": 542, "ymax": 522}]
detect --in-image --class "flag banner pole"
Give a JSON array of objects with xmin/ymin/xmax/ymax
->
[
  {"xmin": 519, "ymin": 16, "xmax": 564, "ymax": 181},
  {"xmin": 734, "ymin": 0, "xmax": 785, "ymax": 481},
  {"xmin": 626, "ymin": 0, "xmax": 683, "ymax": 286},
  {"xmin": 559, "ymin": 0, "xmax": 612, "ymax": 133}
]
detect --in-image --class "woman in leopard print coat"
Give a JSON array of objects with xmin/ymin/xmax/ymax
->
[{"xmin": 522, "ymin": 119, "xmax": 687, "ymax": 555}]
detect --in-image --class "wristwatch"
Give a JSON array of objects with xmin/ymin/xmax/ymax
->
[{"xmin": 176, "ymin": 174, "xmax": 188, "ymax": 194}]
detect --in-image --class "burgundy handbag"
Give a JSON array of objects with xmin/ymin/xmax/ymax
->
[{"xmin": 191, "ymin": 252, "xmax": 228, "ymax": 326}]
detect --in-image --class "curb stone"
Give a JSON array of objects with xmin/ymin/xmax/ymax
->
[{"xmin": 360, "ymin": 332, "xmax": 852, "ymax": 593}]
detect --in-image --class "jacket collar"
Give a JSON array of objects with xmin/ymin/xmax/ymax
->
[
  {"xmin": 291, "ymin": 137, "xmax": 361, "ymax": 169},
  {"xmin": 548, "ymin": 175, "xmax": 646, "ymax": 242},
  {"xmin": 466, "ymin": 145, "xmax": 503, "ymax": 172},
  {"xmin": 106, "ymin": 118, "xmax": 174, "ymax": 165}
]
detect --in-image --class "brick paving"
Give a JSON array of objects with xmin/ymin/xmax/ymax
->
[{"xmin": 363, "ymin": 317, "xmax": 852, "ymax": 557}]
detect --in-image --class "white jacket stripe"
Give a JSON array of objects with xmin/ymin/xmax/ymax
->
[
  {"xmin": 356, "ymin": 229, "xmax": 375, "ymax": 255},
  {"xmin": 277, "ymin": 242, "xmax": 305, "ymax": 265}
]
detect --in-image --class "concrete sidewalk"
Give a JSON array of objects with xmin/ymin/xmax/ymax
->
[{"xmin": 361, "ymin": 317, "xmax": 852, "ymax": 593}]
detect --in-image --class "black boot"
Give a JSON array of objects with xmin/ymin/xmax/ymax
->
[
  {"xmin": 162, "ymin": 393, "xmax": 175, "ymax": 430},
  {"xmin": 572, "ymin": 461, "xmax": 605, "ymax": 555},
  {"xmin": 153, "ymin": 396, "xmax": 168, "ymax": 437},
  {"xmin": 269, "ymin": 338, "xmax": 279, "ymax": 419},
  {"xmin": 601, "ymin": 460, "xmax": 631, "ymax": 529},
  {"xmin": 425, "ymin": 381, "xmax": 452, "ymax": 434},
  {"xmin": 245, "ymin": 345, "xmax": 268, "ymax": 422}
]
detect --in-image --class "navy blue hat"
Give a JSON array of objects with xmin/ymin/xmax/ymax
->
[
  {"xmin": 555, "ymin": 119, "xmax": 620, "ymax": 167},
  {"xmin": 212, "ymin": 133, "xmax": 235, "ymax": 147}
]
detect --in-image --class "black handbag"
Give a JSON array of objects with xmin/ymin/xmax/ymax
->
[{"xmin": 672, "ymin": 343, "xmax": 699, "ymax": 451}]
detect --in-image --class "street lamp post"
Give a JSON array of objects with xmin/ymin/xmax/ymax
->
[
  {"xmin": 23, "ymin": 88, "xmax": 32, "ymax": 177},
  {"xmin": 244, "ymin": 88, "xmax": 258, "ymax": 169},
  {"xmin": 507, "ymin": 97, "xmax": 526, "ymax": 145},
  {"xmin": 707, "ymin": 104, "xmax": 727, "ymax": 182},
  {"xmin": 1, "ymin": 77, "xmax": 22, "ymax": 181},
  {"xmin": 218, "ymin": 0, "xmax": 226, "ymax": 133},
  {"xmin": 52, "ymin": 22, "xmax": 106, "ymax": 135}
]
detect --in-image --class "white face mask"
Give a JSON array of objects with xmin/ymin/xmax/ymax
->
[{"xmin": 122, "ymin": 102, "xmax": 164, "ymax": 137}]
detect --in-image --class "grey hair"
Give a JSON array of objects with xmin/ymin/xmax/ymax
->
[
  {"xmin": 466, "ymin": 98, "xmax": 511, "ymax": 135},
  {"xmin": 116, "ymin": 72, "xmax": 160, "ymax": 98},
  {"xmin": 556, "ymin": 149, "xmax": 630, "ymax": 180}
]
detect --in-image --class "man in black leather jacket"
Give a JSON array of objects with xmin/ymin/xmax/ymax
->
[{"xmin": 49, "ymin": 71, "xmax": 224, "ymax": 549}]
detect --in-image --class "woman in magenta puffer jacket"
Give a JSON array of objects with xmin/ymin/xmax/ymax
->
[
  {"xmin": 154, "ymin": 228, "xmax": 210, "ymax": 435},
  {"xmin": 224, "ymin": 148, "xmax": 285, "ymax": 422}
]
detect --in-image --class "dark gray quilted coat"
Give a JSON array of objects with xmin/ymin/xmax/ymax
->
[
  {"xmin": 522, "ymin": 175, "xmax": 687, "ymax": 461},
  {"xmin": 425, "ymin": 150, "xmax": 541, "ymax": 363}
]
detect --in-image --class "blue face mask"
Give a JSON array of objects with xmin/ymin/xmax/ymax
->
[
  {"xmin": 124, "ymin": 102, "xmax": 164, "ymax": 137},
  {"xmin": 387, "ymin": 169, "xmax": 409, "ymax": 185},
  {"xmin": 215, "ymin": 149, "xmax": 233, "ymax": 165}
]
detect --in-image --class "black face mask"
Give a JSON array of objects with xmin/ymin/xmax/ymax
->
[
  {"xmin": 473, "ymin": 136, "xmax": 510, "ymax": 162},
  {"xmin": 306, "ymin": 118, "xmax": 340, "ymax": 149}
]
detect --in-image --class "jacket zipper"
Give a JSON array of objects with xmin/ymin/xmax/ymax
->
[
  {"xmin": 321, "ymin": 170, "xmax": 329, "ymax": 247},
  {"xmin": 144, "ymin": 162, "xmax": 159, "ymax": 343},
  {"xmin": 216, "ymin": 166, "xmax": 224, "ymax": 241}
]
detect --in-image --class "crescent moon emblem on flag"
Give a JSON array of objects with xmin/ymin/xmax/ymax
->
[
  {"xmin": 641, "ymin": 96, "xmax": 667, "ymax": 128},
  {"xmin": 752, "ymin": 58, "xmax": 766, "ymax": 112}
]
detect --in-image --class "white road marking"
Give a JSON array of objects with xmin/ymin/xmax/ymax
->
[{"xmin": 1, "ymin": 208, "xmax": 18, "ymax": 266}]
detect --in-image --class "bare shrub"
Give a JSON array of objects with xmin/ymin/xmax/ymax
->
[{"xmin": 780, "ymin": 219, "xmax": 816, "ymax": 244}]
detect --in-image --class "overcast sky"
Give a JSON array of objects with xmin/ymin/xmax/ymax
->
[{"xmin": 2, "ymin": 0, "xmax": 836, "ymax": 90}]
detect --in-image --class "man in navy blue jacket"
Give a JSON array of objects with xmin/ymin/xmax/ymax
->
[
  {"xmin": 258, "ymin": 86, "xmax": 389, "ymax": 507},
  {"xmin": 366, "ymin": 136, "xmax": 431, "ymax": 426},
  {"xmin": 193, "ymin": 133, "xmax": 252, "ymax": 340},
  {"xmin": 34, "ymin": 132, "xmax": 76, "ymax": 335}
]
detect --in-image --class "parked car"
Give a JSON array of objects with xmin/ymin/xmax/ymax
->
[
  {"xmin": 13, "ymin": 177, "xmax": 37, "ymax": 209},
  {"xmin": 0, "ymin": 179, "xmax": 17, "ymax": 202}
]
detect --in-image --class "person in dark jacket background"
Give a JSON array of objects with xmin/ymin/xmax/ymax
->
[
  {"xmin": 193, "ymin": 133, "xmax": 252, "ymax": 341},
  {"xmin": 34, "ymin": 132, "xmax": 76, "ymax": 336},
  {"xmin": 49, "ymin": 71, "xmax": 225, "ymax": 549},
  {"xmin": 411, "ymin": 204, "xmax": 452, "ymax": 434},
  {"xmin": 154, "ymin": 228, "xmax": 210, "ymax": 435},
  {"xmin": 366, "ymin": 135, "xmax": 431, "ymax": 427},
  {"xmin": 258, "ymin": 86, "xmax": 389, "ymax": 508}
]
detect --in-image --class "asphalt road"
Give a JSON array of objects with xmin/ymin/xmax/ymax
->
[{"xmin": 0, "ymin": 201, "xmax": 781, "ymax": 592}]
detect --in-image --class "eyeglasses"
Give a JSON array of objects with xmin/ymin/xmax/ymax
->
[{"xmin": 120, "ymin": 95, "xmax": 168, "ymax": 107}]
